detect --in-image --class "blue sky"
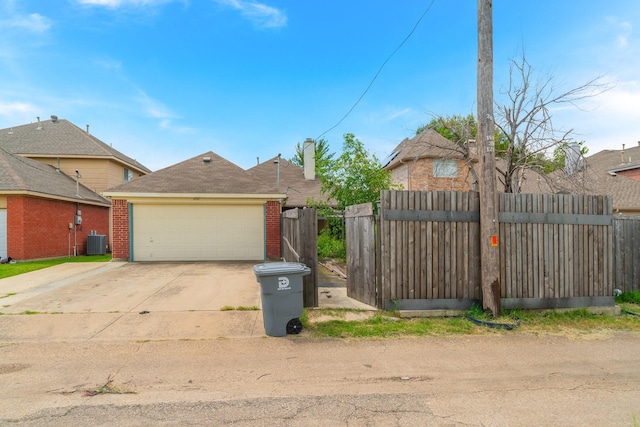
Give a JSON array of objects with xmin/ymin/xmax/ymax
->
[{"xmin": 1, "ymin": 0, "xmax": 639, "ymax": 171}]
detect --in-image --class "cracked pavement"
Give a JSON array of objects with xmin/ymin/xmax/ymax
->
[{"xmin": 1, "ymin": 333, "xmax": 639, "ymax": 425}]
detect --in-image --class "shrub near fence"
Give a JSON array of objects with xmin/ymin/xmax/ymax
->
[{"xmin": 347, "ymin": 190, "xmax": 617, "ymax": 311}]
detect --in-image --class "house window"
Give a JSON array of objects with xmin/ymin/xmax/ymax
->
[
  {"xmin": 124, "ymin": 168, "xmax": 133, "ymax": 182},
  {"xmin": 433, "ymin": 159, "xmax": 458, "ymax": 178}
]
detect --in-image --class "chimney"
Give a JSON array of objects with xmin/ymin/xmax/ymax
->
[
  {"xmin": 467, "ymin": 139, "xmax": 478, "ymax": 157},
  {"xmin": 36, "ymin": 116, "xmax": 42, "ymax": 130},
  {"xmin": 622, "ymin": 144, "xmax": 626, "ymax": 164},
  {"xmin": 303, "ymin": 138, "xmax": 315, "ymax": 180},
  {"xmin": 564, "ymin": 141, "xmax": 582, "ymax": 175}
]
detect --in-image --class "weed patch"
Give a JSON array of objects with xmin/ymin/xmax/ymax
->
[{"xmin": 84, "ymin": 376, "xmax": 135, "ymax": 397}]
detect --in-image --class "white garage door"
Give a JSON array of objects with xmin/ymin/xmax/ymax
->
[
  {"xmin": 0, "ymin": 209, "xmax": 6, "ymax": 259},
  {"xmin": 132, "ymin": 204, "xmax": 265, "ymax": 261}
]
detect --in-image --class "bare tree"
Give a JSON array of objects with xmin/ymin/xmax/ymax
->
[{"xmin": 494, "ymin": 53, "xmax": 610, "ymax": 193}]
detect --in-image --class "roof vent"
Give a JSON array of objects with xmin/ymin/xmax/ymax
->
[
  {"xmin": 51, "ymin": 115, "xmax": 58, "ymax": 122},
  {"xmin": 36, "ymin": 116, "xmax": 42, "ymax": 130},
  {"xmin": 203, "ymin": 157, "xmax": 212, "ymax": 163}
]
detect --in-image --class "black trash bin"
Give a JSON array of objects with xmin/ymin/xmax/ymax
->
[{"xmin": 253, "ymin": 262, "xmax": 311, "ymax": 337}]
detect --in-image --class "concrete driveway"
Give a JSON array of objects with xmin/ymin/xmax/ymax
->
[{"xmin": 0, "ymin": 261, "xmax": 370, "ymax": 342}]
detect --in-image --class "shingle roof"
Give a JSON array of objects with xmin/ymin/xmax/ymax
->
[
  {"xmin": 106, "ymin": 151, "xmax": 283, "ymax": 195},
  {"xmin": 0, "ymin": 148, "xmax": 110, "ymax": 205},
  {"xmin": 0, "ymin": 118, "xmax": 151, "ymax": 173},
  {"xmin": 247, "ymin": 157, "xmax": 334, "ymax": 207},
  {"xmin": 385, "ymin": 129, "xmax": 469, "ymax": 170},
  {"xmin": 550, "ymin": 145, "xmax": 640, "ymax": 211}
]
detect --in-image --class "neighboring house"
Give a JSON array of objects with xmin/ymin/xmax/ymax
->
[
  {"xmin": 0, "ymin": 116, "xmax": 151, "ymax": 195},
  {"xmin": 385, "ymin": 129, "xmax": 552, "ymax": 194},
  {"xmin": 385, "ymin": 129, "xmax": 478, "ymax": 192},
  {"xmin": 0, "ymin": 148, "xmax": 110, "ymax": 260},
  {"xmin": 104, "ymin": 152, "xmax": 287, "ymax": 262},
  {"xmin": 0, "ymin": 116, "xmax": 152, "ymax": 258},
  {"xmin": 551, "ymin": 143, "xmax": 640, "ymax": 216}
]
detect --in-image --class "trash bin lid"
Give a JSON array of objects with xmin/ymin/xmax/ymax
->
[{"xmin": 253, "ymin": 262, "xmax": 311, "ymax": 277}]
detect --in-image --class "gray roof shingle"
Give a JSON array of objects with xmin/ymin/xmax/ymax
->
[
  {"xmin": 385, "ymin": 129, "xmax": 469, "ymax": 169},
  {"xmin": 106, "ymin": 151, "xmax": 283, "ymax": 195},
  {"xmin": 550, "ymin": 145, "xmax": 640, "ymax": 211},
  {"xmin": 0, "ymin": 148, "xmax": 110, "ymax": 205},
  {"xmin": 0, "ymin": 118, "xmax": 151, "ymax": 173},
  {"xmin": 247, "ymin": 157, "xmax": 333, "ymax": 207}
]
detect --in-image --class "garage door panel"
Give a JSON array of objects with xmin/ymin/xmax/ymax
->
[{"xmin": 133, "ymin": 204, "xmax": 264, "ymax": 261}]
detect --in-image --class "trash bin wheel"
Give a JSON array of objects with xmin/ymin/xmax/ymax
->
[{"xmin": 286, "ymin": 318, "xmax": 303, "ymax": 335}]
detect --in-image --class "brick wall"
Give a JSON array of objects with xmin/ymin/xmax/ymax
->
[
  {"xmin": 406, "ymin": 158, "xmax": 472, "ymax": 191},
  {"xmin": 7, "ymin": 196, "xmax": 109, "ymax": 260},
  {"xmin": 265, "ymin": 200, "xmax": 281, "ymax": 259},
  {"xmin": 111, "ymin": 199, "xmax": 130, "ymax": 260},
  {"xmin": 617, "ymin": 168, "xmax": 640, "ymax": 181}
]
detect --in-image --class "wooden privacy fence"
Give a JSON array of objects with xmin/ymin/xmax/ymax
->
[
  {"xmin": 614, "ymin": 216, "xmax": 640, "ymax": 292},
  {"xmin": 281, "ymin": 208, "xmax": 318, "ymax": 307},
  {"xmin": 346, "ymin": 190, "xmax": 616, "ymax": 310}
]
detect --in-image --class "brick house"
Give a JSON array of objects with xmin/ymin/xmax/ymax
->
[
  {"xmin": 104, "ymin": 152, "xmax": 286, "ymax": 262},
  {"xmin": 0, "ymin": 117, "xmax": 151, "ymax": 258},
  {"xmin": 384, "ymin": 129, "xmax": 479, "ymax": 191},
  {"xmin": 0, "ymin": 150, "xmax": 110, "ymax": 260},
  {"xmin": 0, "ymin": 117, "xmax": 150, "ymax": 194}
]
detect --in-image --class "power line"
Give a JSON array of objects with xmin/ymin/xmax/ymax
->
[{"xmin": 315, "ymin": 0, "xmax": 437, "ymax": 141}]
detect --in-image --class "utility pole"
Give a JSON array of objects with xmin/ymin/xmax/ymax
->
[{"xmin": 477, "ymin": 0, "xmax": 501, "ymax": 316}]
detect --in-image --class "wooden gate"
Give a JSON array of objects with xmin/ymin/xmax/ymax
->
[
  {"xmin": 282, "ymin": 208, "xmax": 318, "ymax": 307},
  {"xmin": 345, "ymin": 203, "xmax": 379, "ymax": 307},
  {"xmin": 614, "ymin": 216, "xmax": 640, "ymax": 292}
]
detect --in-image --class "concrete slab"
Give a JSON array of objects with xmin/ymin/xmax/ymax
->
[{"xmin": 0, "ymin": 261, "xmax": 374, "ymax": 343}]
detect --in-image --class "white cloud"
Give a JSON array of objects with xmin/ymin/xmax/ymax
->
[
  {"xmin": 0, "ymin": 13, "xmax": 51, "ymax": 33},
  {"xmin": 553, "ymin": 80, "xmax": 640, "ymax": 153},
  {"xmin": 214, "ymin": 0, "xmax": 287, "ymax": 29},
  {"xmin": 134, "ymin": 90, "xmax": 195, "ymax": 134},
  {"xmin": 605, "ymin": 17, "xmax": 633, "ymax": 48},
  {"xmin": 76, "ymin": 0, "xmax": 173, "ymax": 8}
]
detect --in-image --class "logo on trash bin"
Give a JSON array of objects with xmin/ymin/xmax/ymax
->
[{"xmin": 278, "ymin": 276, "xmax": 290, "ymax": 290}]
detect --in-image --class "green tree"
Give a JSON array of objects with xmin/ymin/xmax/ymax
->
[
  {"xmin": 542, "ymin": 140, "xmax": 588, "ymax": 174},
  {"xmin": 320, "ymin": 133, "xmax": 397, "ymax": 210},
  {"xmin": 416, "ymin": 114, "xmax": 478, "ymax": 143},
  {"xmin": 289, "ymin": 138, "xmax": 334, "ymax": 177}
]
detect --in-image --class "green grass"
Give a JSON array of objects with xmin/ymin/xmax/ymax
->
[
  {"xmin": 221, "ymin": 305, "xmax": 260, "ymax": 311},
  {"xmin": 0, "ymin": 255, "xmax": 112, "ymax": 279},
  {"xmin": 302, "ymin": 303, "xmax": 640, "ymax": 339}
]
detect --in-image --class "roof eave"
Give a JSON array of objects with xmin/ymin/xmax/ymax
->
[{"xmin": 0, "ymin": 190, "xmax": 111, "ymax": 207}]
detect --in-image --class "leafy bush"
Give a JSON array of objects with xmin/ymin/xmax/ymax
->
[{"xmin": 317, "ymin": 230, "xmax": 346, "ymax": 261}]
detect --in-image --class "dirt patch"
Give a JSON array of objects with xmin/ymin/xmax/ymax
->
[{"xmin": 0, "ymin": 363, "xmax": 29, "ymax": 375}]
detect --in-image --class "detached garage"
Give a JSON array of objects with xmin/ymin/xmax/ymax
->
[{"xmin": 105, "ymin": 152, "xmax": 286, "ymax": 262}]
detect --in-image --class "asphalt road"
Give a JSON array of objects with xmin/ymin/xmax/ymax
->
[
  {"xmin": 2, "ymin": 333, "xmax": 640, "ymax": 426},
  {"xmin": 1, "ymin": 262, "xmax": 639, "ymax": 425}
]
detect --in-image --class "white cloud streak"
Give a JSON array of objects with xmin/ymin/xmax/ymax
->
[
  {"xmin": 0, "ymin": 13, "xmax": 51, "ymax": 33},
  {"xmin": 76, "ymin": 0, "xmax": 173, "ymax": 8},
  {"xmin": 214, "ymin": 0, "xmax": 287, "ymax": 29}
]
